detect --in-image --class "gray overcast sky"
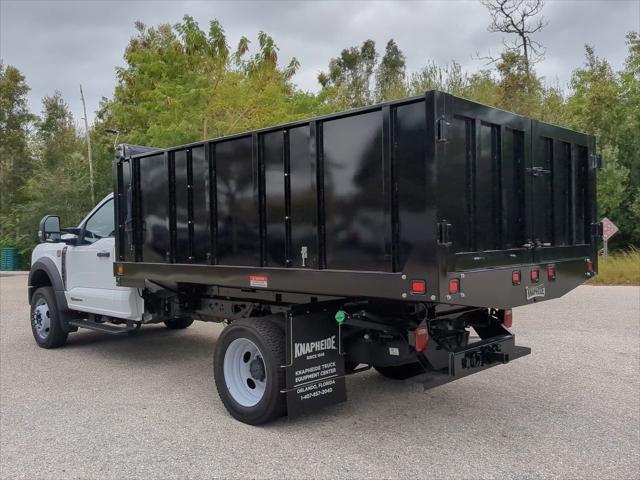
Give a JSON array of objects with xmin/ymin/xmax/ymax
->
[{"xmin": 1, "ymin": 0, "xmax": 638, "ymax": 126}]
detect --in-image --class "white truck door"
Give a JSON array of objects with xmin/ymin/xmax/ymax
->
[{"xmin": 66, "ymin": 197, "xmax": 142, "ymax": 320}]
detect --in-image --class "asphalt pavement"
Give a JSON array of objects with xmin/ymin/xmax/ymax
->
[{"xmin": 1, "ymin": 273, "xmax": 638, "ymax": 479}]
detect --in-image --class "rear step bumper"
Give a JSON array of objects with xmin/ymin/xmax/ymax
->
[
  {"xmin": 414, "ymin": 336, "xmax": 531, "ymax": 388},
  {"xmin": 448, "ymin": 335, "xmax": 529, "ymax": 378}
]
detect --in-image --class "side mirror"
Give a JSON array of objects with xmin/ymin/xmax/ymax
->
[
  {"xmin": 61, "ymin": 227, "xmax": 81, "ymax": 246},
  {"xmin": 38, "ymin": 215, "xmax": 61, "ymax": 243}
]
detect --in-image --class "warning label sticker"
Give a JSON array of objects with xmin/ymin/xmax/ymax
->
[{"xmin": 249, "ymin": 275, "xmax": 268, "ymax": 288}]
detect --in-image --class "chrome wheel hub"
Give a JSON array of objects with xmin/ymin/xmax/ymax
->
[
  {"xmin": 223, "ymin": 338, "xmax": 267, "ymax": 407},
  {"xmin": 32, "ymin": 299, "xmax": 51, "ymax": 340}
]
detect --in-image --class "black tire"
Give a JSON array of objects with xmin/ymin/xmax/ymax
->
[
  {"xmin": 214, "ymin": 317, "xmax": 286, "ymax": 425},
  {"xmin": 164, "ymin": 317, "xmax": 194, "ymax": 329},
  {"xmin": 374, "ymin": 362, "xmax": 423, "ymax": 380},
  {"xmin": 345, "ymin": 360, "xmax": 360, "ymax": 374},
  {"xmin": 30, "ymin": 286, "xmax": 68, "ymax": 349}
]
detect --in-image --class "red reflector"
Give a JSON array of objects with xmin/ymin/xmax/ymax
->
[
  {"xmin": 411, "ymin": 280, "xmax": 426, "ymax": 295},
  {"xmin": 531, "ymin": 269, "xmax": 539, "ymax": 282},
  {"xmin": 547, "ymin": 266, "xmax": 556, "ymax": 280},
  {"xmin": 503, "ymin": 309, "xmax": 513, "ymax": 329},
  {"xmin": 449, "ymin": 279, "xmax": 460, "ymax": 294},
  {"xmin": 586, "ymin": 261, "xmax": 594, "ymax": 272},
  {"xmin": 415, "ymin": 326, "xmax": 429, "ymax": 353},
  {"xmin": 512, "ymin": 270, "xmax": 521, "ymax": 285}
]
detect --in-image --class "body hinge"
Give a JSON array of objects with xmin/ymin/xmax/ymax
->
[
  {"xmin": 437, "ymin": 221, "xmax": 452, "ymax": 246},
  {"xmin": 590, "ymin": 153, "xmax": 603, "ymax": 170},
  {"xmin": 591, "ymin": 222, "xmax": 603, "ymax": 237},
  {"xmin": 436, "ymin": 117, "xmax": 449, "ymax": 142}
]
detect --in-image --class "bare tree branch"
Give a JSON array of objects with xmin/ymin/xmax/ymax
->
[{"xmin": 480, "ymin": 0, "xmax": 548, "ymax": 72}]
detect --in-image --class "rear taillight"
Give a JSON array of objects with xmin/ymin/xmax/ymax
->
[
  {"xmin": 415, "ymin": 326, "xmax": 429, "ymax": 353},
  {"xmin": 512, "ymin": 270, "xmax": 521, "ymax": 285},
  {"xmin": 586, "ymin": 260, "xmax": 594, "ymax": 275},
  {"xmin": 531, "ymin": 269, "xmax": 539, "ymax": 282},
  {"xmin": 449, "ymin": 279, "xmax": 460, "ymax": 294},
  {"xmin": 547, "ymin": 265, "xmax": 556, "ymax": 280},
  {"xmin": 503, "ymin": 309, "xmax": 513, "ymax": 328},
  {"xmin": 411, "ymin": 279, "xmax": 426, "ymax": 295}
]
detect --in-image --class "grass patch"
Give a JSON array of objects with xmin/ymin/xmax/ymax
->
[{"xmin": 588, "ymin": 248, "xmax": 640, "ymax": 285}]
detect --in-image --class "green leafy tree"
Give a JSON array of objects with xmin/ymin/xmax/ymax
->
[
  {"xmin": 567, "ymin": 38, "xmax": 640, "ymax": 247},
  {"xmin": 10, "ymin": 94, "xmax": 90, "ymax": 256},
  {"xmin": 375, "ymin": 40, "xmax": 407, "ymax": 102},
  {"xmin": 318, "ymin": 39, "xmax": 378, "ymax": 109},
  {"xmin": 101, "ymin": 15, "xmax": 315, "ymax": 146},
  {"xmin": 567, "ymin": 45, "xmax": 621, "ymax": 146},
  {"xmin": 202, "ymin": 30, "xmax": 308, "ymax": 137},
  {"xmin": 0, "ymin": 63, "xmax": 34, "ymax": 243},
  {"xmin": 106, "ymin": 19, "xmax": 210, "ymax": 147},
  {"xmin": 408, "ymin": 61, "xmax": 500, "ymax": 106},
  {"xmin": 615, "ymin": 32, "xmax": 640, "ymax": 245},
  {"xmin": 3, "ymin": 16, "xmax": 638, "ymax": 262},
  {"xmin": 538, "ymin": 83, "xmax": 567, "ymax": 125},
  {"xmin": 494, "ymin": 50, "xmax": 543, "ymax": 117}
]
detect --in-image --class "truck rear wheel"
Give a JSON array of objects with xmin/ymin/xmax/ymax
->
[
  {"xmin": 374, "ymin": 362, "xmax": 423, "ymax": 380},
  {"xmin": 30, "ymin": 287, "xmax": 68, "ymax": 349},
  {"xmin": 213, "ymin": 317, "xmax": 286, "ymax": 425},
  {"xmin": 164, "ymin": 317, "xmax": 194, "ymax": 329}
]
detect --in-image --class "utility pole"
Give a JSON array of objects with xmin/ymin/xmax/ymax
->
[{"xmin": 79, "ymin": 84, "xmax": 95, "ymax": 204}]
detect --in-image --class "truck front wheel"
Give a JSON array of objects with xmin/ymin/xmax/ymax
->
[
  {"xmin": 213, "ymin": 317, "xmax": 286, "ymax": 425},
  {"xmin": 30, "ymin": 287, "xmax": 68, "ymax": 349}
]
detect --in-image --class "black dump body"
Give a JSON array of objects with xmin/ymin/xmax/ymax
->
[{"xmin": 114, "ymin": 91, "xmax": 599, "ymax": 308}]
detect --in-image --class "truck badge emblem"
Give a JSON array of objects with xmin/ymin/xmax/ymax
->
[{"xmin": 526, "ymin": 284, "xmax": 546, "ymax": 300}]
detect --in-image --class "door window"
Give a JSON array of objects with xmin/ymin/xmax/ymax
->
[{"xmin": 83, "ymin": 199, "xmax": 115, "ymax": 244}]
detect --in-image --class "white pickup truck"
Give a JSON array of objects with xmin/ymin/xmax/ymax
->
[{"xmin": 29, "ymin": 193, "xmax": 191, "ymax": 349}]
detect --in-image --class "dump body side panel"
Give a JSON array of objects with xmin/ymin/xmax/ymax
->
[
  {"xmin": 139, "ymin": 153, "xmax": 170, "ymax": 263},
  {"xmin": 117, "ymin": 96, "xmax": 434, "ymax": 275},
  {"xmin": 115, "ymin": 91, "xmax": 597, "ymax": 308},
  {"xmin": 322, "ymin": 110, "xmax": 388, "ymax": 271}
]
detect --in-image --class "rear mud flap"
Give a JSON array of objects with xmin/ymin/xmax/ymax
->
[{"xmin": 281, "ymin": 306, "xmax": 347, "ymax": 419}]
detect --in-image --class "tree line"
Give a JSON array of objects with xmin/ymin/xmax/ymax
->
[{"xmin": 1, "ymin": 10, "xmax": 638, "ymax": 264}]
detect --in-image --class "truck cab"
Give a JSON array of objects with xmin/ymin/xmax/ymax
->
[{"xmin": 30, "ymin": 195, "xmax": 147, "ymax": 348}]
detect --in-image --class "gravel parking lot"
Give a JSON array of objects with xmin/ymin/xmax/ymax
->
[{"xmin": 1, "ymin": 273, "xmax": 638, "ymax": 479}]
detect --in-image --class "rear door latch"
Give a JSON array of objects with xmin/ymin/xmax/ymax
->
[{"xmin": 526, "ymin": 166, "xmax": 551, "ymax": 177}]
